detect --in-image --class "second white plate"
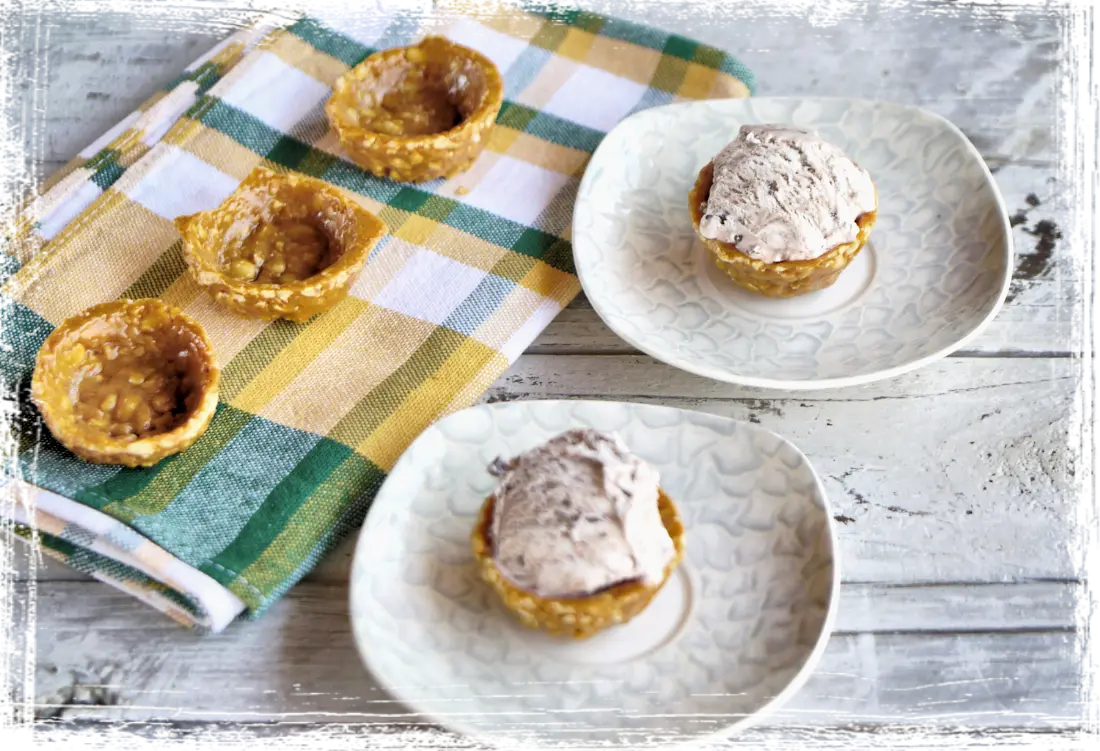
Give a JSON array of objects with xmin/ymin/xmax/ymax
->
[
  {"xmin": 349, "ymin": 400, "xmax": 838, "ymax": 748},
  {"xmin": 572, "ymin": 97, "xmax": 1012, "ymax": 389}
]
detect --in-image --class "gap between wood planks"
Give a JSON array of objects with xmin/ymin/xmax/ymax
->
[
  {"xmin": 2, "ymin": 721, "xmax": 1100, "ymax": 751},
  {"xmin": 16, "ymin": 356, "xmax": 1079, "ymax": 586},
  {"xmin": 532, "ymin": 159, "xmax": 1074, "ymax": 359},
  {"xmin": 985, "ymin": 158, "xmax": 1056, "ymax": 168},
  {"xmin": 25, "ymin": 581, "xmax": 1081, "ymax": 727},
  {"xmin": 15, "ymin": 567, "xmax": 1084, "ymax": 635},
  {"xmin": 16, "ymin": 579, "xmax": 1080, "ymax": 633},
  {"xmin": 523, "ymin": 346, "xmax": 1076, "ymax": 358},
  {"xmin": 2, "ymin": 0, "xmax": 1091, "ymax": 738},
  {"xmin": 16, "ymin": 161, "xmax": 1072, "ymax": 359},
  {"xmin": 28, "ymin": 1, "xmax": 1062, "ymax": 165}
]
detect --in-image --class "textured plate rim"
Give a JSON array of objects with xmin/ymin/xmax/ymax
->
[
  {"xmin": 348, "ymin": 399, "xmax": 843, "ymax": 749},
  {"xmin": 572, "ymin": 96, "xmax": 1014, "ymax": 391}
]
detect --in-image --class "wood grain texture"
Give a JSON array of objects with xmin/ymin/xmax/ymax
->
[
  {"xmin": 833, "ymin": 581, "xmax": 1077, "ymax": 634},
  {"xmin": 0, "ymin": 0, "xmax": 273, "ymax": 201},
  {"xmin": 16, "ymin": 543, "xmax": 1079, "ymax": 634},
  {"xmin": 12, "ymin": 7, "xmax": 1076, "ymax": 359},
  {"xmin": 0, "ymin": 0, "xmax": 1095, "ymax": 204},
  {"xmin": 592, "ymin": 0, "xmax": 1062, "ymax": 163},
  {"xmin": 13, "ymin": 355, "xmax": 1078, "ymax": 586},
  {"xmin": 17, "ymin": 562, "xmax": 1078, "ymax": 630},
  {"xmin": 7, "ymin": 0, "xmax": 1081, "ymax": 739},
  {"xmin": 531, "ymin": 162, "xmax": 1075, "ymax": 358},
  {"xmin": 29, "ymin": 582, "xmax": 1080, "ymax": 728},
  {"xmin": 484, "ymin": 356, "xmax": 1077, "ymax": 583},
  {"xmin": 14, "ymin": 553, "xmax": 91, "ymax": 583},
  {"xmin": 4, "ymin": 725, "xmax": 1095, "ymax": 747}
]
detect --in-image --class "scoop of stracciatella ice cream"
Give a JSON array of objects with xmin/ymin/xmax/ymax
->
[
  {"xmin": 698, "ymin": 124, "xmax": 876, "ymax": 263},
  {"xmin": 487, "ymin": 428, "xmax": 675, "ymax": 598}
]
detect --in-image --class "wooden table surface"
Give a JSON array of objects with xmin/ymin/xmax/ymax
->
[{"xmin": 11, "ymin": 0, "xmax": 1084, "ymax": 747}]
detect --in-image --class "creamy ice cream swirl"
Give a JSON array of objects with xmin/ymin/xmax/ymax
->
[
  {"xmin": 488, "ymin": 429, "xmax": 675, "ymax": 599},
  {"xmin": 698, "ymin": 124, "xmax": 876, "ymax": 263}
]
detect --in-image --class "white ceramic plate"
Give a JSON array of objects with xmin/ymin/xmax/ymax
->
[
  {"xmin": 573, "ymin": 97, "xmax": 1012, "ymax": 389},
  {"xmin": 350, "ymin": 400, "xmax": 838, "ymax": 748}
]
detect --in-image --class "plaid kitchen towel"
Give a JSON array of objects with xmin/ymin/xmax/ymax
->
[{"xmin": 0, "ymin": 0, "xmax": 753, "ymax": 632}]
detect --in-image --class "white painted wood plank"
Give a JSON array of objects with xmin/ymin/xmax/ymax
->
[
  {"xmin": 311, "ymin": 552, "xmax": 1078, "ymax": 631},
  {"xmin": 14, "ymin": 535, "xmax": 1080, "ymax": 634},
  {"xmin": 29, "ymin": 582, "xmax": 1081, "ymax": 728},
  {"xmin": 301, "ymin": 538, "xmax": 1079, "ymax": 637},
  {"xmin": 0, "ymin": 0, "xmax": 272, "ymax": 202},
  {"xmin": 18, "ymin": 10, "xmax": 1074, "ymax": 360},
  {"xmin": 833, "ymin": 582, "xmax": 1077, "ymax": 634},
  {"xmin": 15, "ymin": 358, "xmax": 1077, "ymax": 587},
  {"xmin": 0, "ymin": 536, "xmax": 88, "ymax": 584},
  {"xmin": 4, "ymin": 721, "xmax": 1095, "ymax": 751},
  {"xmin": 990, "ymin": 163, "xmax": 1073, "ymax": 310},
  {"xmin": 598, "ymin": 0, "xmax": 1061, "ymax": 163},
  {"xmin": 529, "ymin": 162, "xmax": 1076, "ymax": 358},
  {"xmin": 774, "ymin": 633, "xmax": 1100, "ymax": 730},
  {"xmin": 0, "ymin": 514, "xmax": 356, "ymax": 584},
  {"xmin": 484, "ymin": 357, "xmax": 1077, "ymax": 584},
  {"xmin": 11, "ymin": 3, "xmax": 1077, "ymax": 739},
  {"xmin": 17, "ymin": 0, "xmax": 1060, "ymax": 171},
  {"xmin": 30, "ymin": 583, "xmax": 392, "ymax": 723}
]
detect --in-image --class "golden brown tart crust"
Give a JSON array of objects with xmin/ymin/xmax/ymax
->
[
  {"xmin": 31, "ymin": 299, "xmax": 220, "ymax": 467},
  {"xmin": 470, "ymin": 488, "xmax": 685, "ymax": 640},
  {"xmin": 175, "ymin": 167, "xmax": 386, "ymax": 322},
  {"xmin": 325, "ymin": 36, "xmax": 504, "ymax": 183},
  {"xmin": 688, "ymin": 161, "xmax": 878, "ymax": 298}
]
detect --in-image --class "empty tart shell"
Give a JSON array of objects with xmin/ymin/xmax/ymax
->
[
  {"xmin": 31, "ymin": 299, "xmax": 220, "ymax": 467},
  {"xmin": 470, "ymin": 488, "xmax": 685, "ymax": 640},
  {"xmin": 175, "ymin": 167, "xmax": 386, "ymax": 322},
  {"xmin": 688, "ymin": 161, "xmax": 878, "ymax": 298},
  {"xmin": 325, "ymin": 35, "xmax": 504, "ymax": 183}
]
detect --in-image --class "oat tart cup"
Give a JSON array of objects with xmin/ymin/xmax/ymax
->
[
  {"xmin": 175, "ymin": 167, "xmax": 386, "ymax": 322},
  {"xmin": 325, "ymin": 35, "xmax": 504, "ymax": 183},
  {"xmin": 31, "ymin": 299, "xmax": 220, "ymax": 467},
  {"xmin": 470, "ymin": 488, "xmax": 686, "ymax": 640},
  {"xmin": 689, "ymin": 161, "xmax": 878, "ymax": 298}
]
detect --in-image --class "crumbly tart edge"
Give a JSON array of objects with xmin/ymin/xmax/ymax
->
[
  {"xmin": 30, "ymin": 298, "xmax": 221, "ymax": 468},
  {"xmin": 324, "ymin": 36, "xmax": 504, "ymax": 183},
  {"xmin": 470, "ymin": 488, "xmax": 685, "ymax": 640},
  {"xmin": 174, "ymin": 167, "xmax": 387, "ymax": 323},
  {"xmin": 688, "ymin": 160, "xmax": 878, "ymax": 298}
]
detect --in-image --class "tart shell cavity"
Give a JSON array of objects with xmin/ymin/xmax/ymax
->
[
  {"xmin": 31, "ymin": 299, "xmax": 220, "ymax": 467},
  {"xmin": 175, "ymin": 167, "xmax": 387, "ymax": 322},
  {"xmin": 325, "ymin": 36, "xmax": 504, "ymax": 183}
]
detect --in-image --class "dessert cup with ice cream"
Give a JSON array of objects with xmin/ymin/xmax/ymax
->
[
  {"xmin": 688, "ymin": 124, "xmax": 878, "ymax": 298},
  {"xmin": 470, "ymin": 428, "xmax": 684, "ymax": 640}
]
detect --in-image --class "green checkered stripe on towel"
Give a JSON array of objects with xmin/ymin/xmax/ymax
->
[
  {"xmin": 1, "ymin": 2, "xmax": 753, "ymax": 622},
  {"xmin": 1, "ymin": 31, "xmax": 258, "ymax": 284}
]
